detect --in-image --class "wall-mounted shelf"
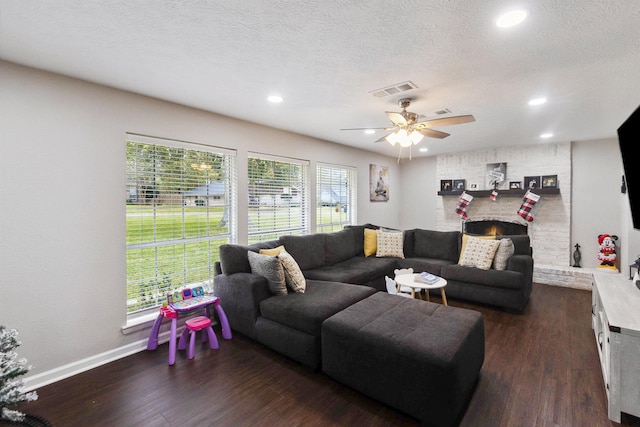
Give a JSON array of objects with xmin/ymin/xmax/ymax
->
[{"xmin": 437, "ymin": 188, "xmax": 560, "ymax": 197}]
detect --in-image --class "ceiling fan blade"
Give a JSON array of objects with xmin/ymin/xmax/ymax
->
[
  {"xmin": 340, "ymin": 127, "xmax": 388, "ymax": 131},
  {"xmin": 375, "ymin": 134, "xmax": 393, "ymax": 143},
  {"xmin": 415, "ymin": 115, "xmax": 476, "ymax": 128},
  {"xmin": 418, "ymin": 128, "xmax": 450, "ymax": 139},
  {"xmin": 385, "ymin": 111, "xmax": 407, "ymax": 125}
]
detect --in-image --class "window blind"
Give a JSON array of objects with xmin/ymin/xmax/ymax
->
[
  {"xmin": 316, "ymin": 163, "xmax": 357, "ymax": 232},
  {"xmin": 247, "ymin": 153, "xmax": 310, "ymax": 243},
  {"xmin": 125, "ymin": 134, "xmax": 237, "ymax": 315}
]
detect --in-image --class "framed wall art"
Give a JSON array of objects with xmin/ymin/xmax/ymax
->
[
  {"xmin": 524, "ymin": 176, "xmax": 541, "ymax": 189},
  {"xmin": 542, "ymin": 175, "xmax": 558, "ymax": 188},
  {"xmin": 486, "ymin": 162, "xmax": 507, "ymax": 189},
  {"xmin": 369, "ymin": 164, "xmax": 389, "ymax": 202},
  {"xmin": 509, "ymin": 181, "xmax": 522, "ymax": 189},
  {"xmin": 453, "ymin": 179, "xmax": 466, "ymax": 191},
  {"xmin": 440, "ymin": 180, "xmax": 453, "ymax": 192}
]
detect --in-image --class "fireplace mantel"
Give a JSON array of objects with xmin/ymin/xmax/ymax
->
[{"xmin": 438, "ymin": 188, "xmax": 560, "ymax": 197}]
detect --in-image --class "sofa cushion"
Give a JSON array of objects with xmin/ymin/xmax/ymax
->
[
  {"xmin": 303, "ymin": 256, "xmax": 396, "ymax": 285},
  {"xmin": 413, "ymin": 229, "xmax": 461, "ymax": 262},
  {"xmin": 441, "ymin": 264, "xmax": 525, "ymax": 290},
  {"xmin": 247, "ymin": 250, "xmax": 287, "ymax": 295},
  {"xmin": 376, "ymin": 229, "xmax": 405, "ymax": 258},
  {"xmin": 395, "ymin": 258, "xmax": 455, "ymax": 276},
  {"xmin": 219, "ymin": 240, "xmax": 280, "ymax": 275},
  {"xmin": 458, "ymin": 236, "xmax": 501, "ymax": 270},
  {"xmin": 493, "ymin": 238, "xmax": 515, "ymax": 270},
  {"xmin": 278, "ymin": 249, "xmax": 306, "ymax": 293},
  {"xmin": 325, "ymin": 228, "xmax": 360, "ymax": 265},
  {"xmin": 279, "ymin": 234, "xmax": 326, "ymax": 270},
  {"xmin": 259, "ymin": 280, "xmax": 376, "ymax": 336}
]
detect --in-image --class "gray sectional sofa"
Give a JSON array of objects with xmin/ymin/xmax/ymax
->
[{"xmin": 213, "ymin": 224, "xmax": 533, "ymax": 370}]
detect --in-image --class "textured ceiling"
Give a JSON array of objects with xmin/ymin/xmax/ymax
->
[{"xmin": 1, "ymin": 0, "xmax": 640, "ymax": 158}]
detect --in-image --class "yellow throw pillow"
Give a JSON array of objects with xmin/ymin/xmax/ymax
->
[
  {"xmin": 364, "ymin": 228, "xmax": 377, "ymax": 257},
  {"xmin": 259, "ymin": 245, "xmax": 284, "ymax": 256}
]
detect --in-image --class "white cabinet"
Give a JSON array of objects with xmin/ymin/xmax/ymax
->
[{"xmin": 592, "ymin": 272, "xmax": 640, "ymax": 422}]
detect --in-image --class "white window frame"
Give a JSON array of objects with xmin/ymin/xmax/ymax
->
[
  {"xmin": 247, "ymin": 152, "xmax": 310, "ymax": 243},
  {"xmin": 125, "ymin": 134, "xmax": 237, "ymax": 322},
  {"xmin": 316, "ymin": 162, "xmax": 357, "ymax": 232}
]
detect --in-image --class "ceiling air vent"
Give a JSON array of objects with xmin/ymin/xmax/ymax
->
[
  {"xmin": 434, "ymin": 108, "xmax": 451, "ymax": 115},
  {"xmin": 370, "ymin": 81, "xmax": 418, "ymax": 97}
]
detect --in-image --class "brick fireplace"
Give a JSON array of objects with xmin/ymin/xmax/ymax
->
[{"xmin": 435, "ymin": 143, "xmax": 573, "ymax": 285}]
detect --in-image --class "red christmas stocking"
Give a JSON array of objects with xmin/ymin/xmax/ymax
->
[
  {"xmin": 455, "ymin": 192, "xmax": 473, "ymax": 219},
  {"xmin": 490, "ymin": 190, "xmax": 498, "ymax": 201},
  {"xmin": 517, "ymin": 190, "xmax": 540, "ymax": 221}
]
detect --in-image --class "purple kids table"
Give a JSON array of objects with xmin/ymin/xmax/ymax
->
[{"xmin": 147, "ymin": 294, "xmax": 232, "ymax": 365}]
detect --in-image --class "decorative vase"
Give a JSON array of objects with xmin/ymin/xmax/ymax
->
[{"xmin": 572, "ymin": 243, "xmax": 581, "ymax": 268}]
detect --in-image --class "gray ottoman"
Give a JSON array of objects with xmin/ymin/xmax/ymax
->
[{"xmin": 321, "ymin": 292, "xmax": 484, "ymax": 427}]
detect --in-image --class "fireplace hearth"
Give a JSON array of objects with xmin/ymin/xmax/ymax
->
[{"xmin": 463, "ymin": 219, "xmax": 528, "ymax": 236}]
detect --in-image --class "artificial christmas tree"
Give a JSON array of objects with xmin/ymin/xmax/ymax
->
[{"xmin": 0, "ymin": 326, "xmax": 38, "ymax": 423}]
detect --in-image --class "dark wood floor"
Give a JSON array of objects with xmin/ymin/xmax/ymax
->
[{"xmin": 10, "ymin": 284, "xmax": 640, "ymax": 427}]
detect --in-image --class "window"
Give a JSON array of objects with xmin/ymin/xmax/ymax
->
[
  {"xmin": 126, "ymin": 134, "xmax": 236, "ymax": 315},
  {"xmin": 317, "ymin": 163, "xmax": 357, "ymax": 232},
  {"xmin": 247, "ymin": 153, "xmax": 309, "ymax": 243}
]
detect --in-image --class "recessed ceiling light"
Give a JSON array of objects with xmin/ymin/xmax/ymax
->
[
  {"xmin": 364, "ymin": 129, "xmax": 375, "ymax": 135},
  {"xmin": 496, "ymin": 10, "xmax": 528, "ymax": 28},
  {"xmin": 528, "ymin": 97, "xmax": 547, "ymax": 106},
  {"xmin": 267, "ymin": 95, "xmax": 284, "ymax": 103},
  {"xmin": 419, "ymin": 147, "xmax": 428, "ymax": 152},
  {"xmin": 540, "ymin": 133, "xmax": 553, "ymax": 139}
]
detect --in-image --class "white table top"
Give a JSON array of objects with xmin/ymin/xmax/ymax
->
[{"xmin": 395, "ymin": 273, "xmax": 447, "ymax": 290}]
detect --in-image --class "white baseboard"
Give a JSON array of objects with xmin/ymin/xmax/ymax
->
[{"xmin": 23, "ymin": 329, "xmax": 173, "ymax": 391}]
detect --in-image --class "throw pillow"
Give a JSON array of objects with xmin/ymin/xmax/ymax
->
[
  {"xmin": 364, "ymin": 228, "xmax": 377, "ymax": 257},
  {"xmin": 247, "ymin": 251, "xmax": 287, "ymax": 295},
  {"xmin": 493, "ymin": 238, "xmax": 515, "ymax": 270},
  {"xmin": 459, "ymin": 233, "xmax": 495, "ymax": 257},
  {"xmin": 376, "ymin": 229, "xmax": 405, "ymax": 258},
  {"xmin": 458, "ymin": 236, "xmax": 501, "ymax": 270},
  {"xmin": 259, "ymin": 245, "xmax": 284, "ymax": 256},
  {"xmin": 278, "ymin": 249, "xmax": 306, "ymax": 293}
]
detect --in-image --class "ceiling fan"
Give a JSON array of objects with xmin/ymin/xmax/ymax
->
[{"xmin": 341, "ymin": 98, "xmax": 475, "ymax": 147}]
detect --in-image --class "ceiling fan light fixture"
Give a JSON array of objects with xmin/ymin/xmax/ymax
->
[{"xmin": 410, "ymin": 130, "xmax": 424, "ymax": 144}]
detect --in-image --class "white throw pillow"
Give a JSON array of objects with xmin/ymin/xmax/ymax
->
[
  {"xmin": 493, "ymin": 238, "xmax": 515, "ymax": 270},
  {"xmin": 458, "ymin": 236, "xmax": 501, "ymax": 270},
  {"xmin": 376, "ymin": 229, "xmax": 405, "ymax": 258}
]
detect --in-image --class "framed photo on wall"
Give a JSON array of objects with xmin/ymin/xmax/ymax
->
[
  {"xmin": 524, "ymin": 176, "xmax": 541, "ymax": 189},
  {"xmin": 542, "ymin": 175, "xmax": 558, "ymax": 188},
  {"xmin": 440, "ymin": 180, "xmax": 453, "ymax": 192},
  {"xmin": 509, "ymin": 181, "xmax": 522, "ymax": 189},
  {"xmin": 369, "ymin": 164, "xmax": 389, "ymax": 202},
  {"xmin": 453, "ymin": 179, "xmax": 466, "ymax": 191},
  {"xmin": 486, "ymin": 162, "xmax": 507, "ymax": 189}
]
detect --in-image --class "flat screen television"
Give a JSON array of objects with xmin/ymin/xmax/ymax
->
[{"xmin": 618, "ymin": 104, "xmax": 640, "ymax": 230}]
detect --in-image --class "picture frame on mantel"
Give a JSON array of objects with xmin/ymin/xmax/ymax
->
[
  {"xmin": 524, "ymin": 176, "xmax": 541, "ymax": 189},
  {"xmin": 453, "ymin": 179, "xmax": 466, "ymax": 191},
  {"xmin": 510, "ymin": 181, "xmax": 522, "ymax": 189},
  {"xmin": 440, "ymin": 180, "xmax": 453, "ymax": 191},
  {"xmin": 542, "ymin": 175, "xmax": 558, "ymax": 188}
]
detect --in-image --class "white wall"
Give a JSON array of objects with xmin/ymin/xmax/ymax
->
[
  {"xmin": 2, "ymin": 59, "xmax": 636, "ymax": 388},
  {"xmin": 0, "ymin": 60, "xmax": 399, "ymax": 383}
]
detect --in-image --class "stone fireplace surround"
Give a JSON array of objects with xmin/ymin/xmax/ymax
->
[{"xmin": 434, "ymin": 143, "xmax": 588, "ymax": 289}]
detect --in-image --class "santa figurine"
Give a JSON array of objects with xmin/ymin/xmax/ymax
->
[{"xmin": 597, "ymin": 234, "xmax": 618, "ymax": 271}]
